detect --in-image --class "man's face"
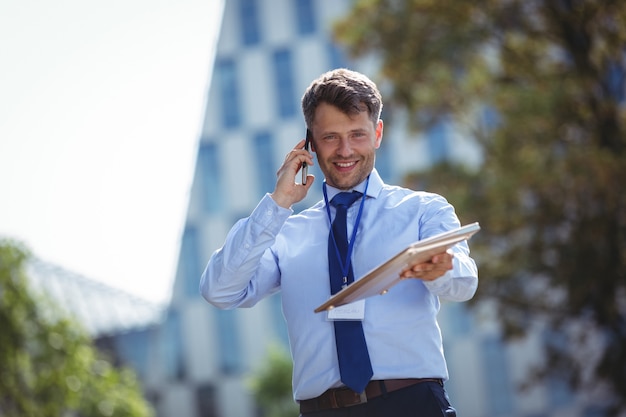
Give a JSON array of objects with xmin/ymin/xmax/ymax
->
[{"xmin": 310, "ymin": 102, "xmax": 383, "ymax": 190}]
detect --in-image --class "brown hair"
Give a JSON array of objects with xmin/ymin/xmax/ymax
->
[{"xmin": 301, "ymin": 68, "xmax": 383, "ymax": 129}]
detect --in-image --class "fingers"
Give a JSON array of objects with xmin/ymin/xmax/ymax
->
[
  {"xmin": 400, "ymin": 251, "xmax": 454, "ymax": 281},
  {"xmin": 284, "ymin": 140, "xmax": 313, "ymax": 168},
  {"xmin": 270, "ymin": 140, "xmax": 315, "ymax": 208},
  {"xmin": 279, "ymin": 141, "xmax": 314, "ymax": 181}
]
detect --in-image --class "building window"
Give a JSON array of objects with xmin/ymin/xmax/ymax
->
[
  {"xmin": 240, "ymin": 0, "xmax": 261, "ymax": 46},
  {"xmin": 426, "ymin": 120, "xmax": 450, "ymax": 164},
  {"xmin": 198, "ymin": 142, "xmax": 223, "ymax": 213},
  {"xmin": 543, "ymin": 329, "xmax": 574, "ymax": 407},
  {"xmin": 253, "ymin": 132, "xmax": 276, "ymax": 197},
  {"xmin": 374, "ymin": 138, "xmax": 392, "ymax": 183},
  {"xmin": 113, "ymin": 329, "xmax": 152, "ymax": 379},
  {"xmin": 215, "ymin": 59, "xmax": 241, "ymax": 128},
  {"xmin": 196, "ymin": 383, "xmax": 219, "ymax": 417},
  {"xmin": 181, "ymin": 226, "xmax": 201, "ymax": 298},
  {"xmin": 214, "ymin": 309, "xmax": 242, "ymax": 374},
  {"xmin": 327, "ymin": 43, "xmax": 348, "ymax": 70},
  {"xmin": 482, "ymin": 336, "xmax": 514, "ymax": 415},
  {"xmin": 443, "ymin": 302, "xmax": 472, "ymax": 337},
  {"xmin": 295, "ymin": 0, "xmax": 316, "ymax": 35},
  {"xmin": 162, "ymin": 309, "xmax": 185, "ymax": 381},
  {"xmin": 272, "ymin": 49, "xmax": 297, "ymax": 118}
]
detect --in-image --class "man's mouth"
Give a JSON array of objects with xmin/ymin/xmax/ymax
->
[{"xmin": 334, "ymin": 161, "xmax": 357, "ymax": 169}]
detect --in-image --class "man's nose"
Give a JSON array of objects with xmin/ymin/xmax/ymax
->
[{"xmin": 336, "ymin": 137, "xmax": 352, "ymax": 156}]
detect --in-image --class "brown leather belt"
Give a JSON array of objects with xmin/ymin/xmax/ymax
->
[{"xmin": 299, "ymin": 378, "xmax": 442, "ymax": 413}]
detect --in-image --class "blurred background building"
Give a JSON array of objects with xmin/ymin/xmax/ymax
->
[{"xmin": 29, "ymin": 1, "xmax": 606, "ymax": 416}]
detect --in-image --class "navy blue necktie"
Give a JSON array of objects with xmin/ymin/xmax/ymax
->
[{"xmin": 328, "ymin": 191, "xmax": 373, "ymax": 393}]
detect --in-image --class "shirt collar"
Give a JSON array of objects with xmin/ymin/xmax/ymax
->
[{"xmin": 324, "ymin": 168, "xmax": 383, "ymax": 202}]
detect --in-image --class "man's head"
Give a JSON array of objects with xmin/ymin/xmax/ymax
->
[
  {"xmin": 301, "ymin": 69, "xmax": 384, "ymax": 190},
  {"xmin": 302, "ymin": 68, "xmax": 383, "ymax": 129}
]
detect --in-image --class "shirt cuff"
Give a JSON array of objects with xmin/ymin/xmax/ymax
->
[
  {"xmin": 422, "ymin": 270, "xmax": 454, "ymax": 294},
  {"xmin": 251, "ymin": 193, "xmax": 292, "ymax": 234}
]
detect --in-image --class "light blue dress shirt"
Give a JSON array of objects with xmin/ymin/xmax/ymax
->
[{"xmin": 200, "ymin": 169, "xmax": 478, "ymax": 401}]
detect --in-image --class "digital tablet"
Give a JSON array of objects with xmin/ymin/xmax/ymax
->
[{"xmin": 314, "ymin": 222, "xmax": 480, "ymax": 313}]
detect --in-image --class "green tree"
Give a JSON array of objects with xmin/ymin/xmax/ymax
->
[
  {"xmin": 0, "ymin": 239, "xmax": 154, "ymax": 417},
  {"xmin": 335, "ymin": 0, "xmax": 626, "ymax": 414},
  {"xmin": 249, "ymin": 345, "xmax": 299, "ymax": 417}
]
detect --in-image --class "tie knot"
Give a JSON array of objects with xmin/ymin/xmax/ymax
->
[{"xmin": 330, "ymin": 191, "xmax": 362, "ymax": 209}]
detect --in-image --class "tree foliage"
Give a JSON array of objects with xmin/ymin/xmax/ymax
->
[
  {"xmin": 248, "ymin": 345, "xmax": 299, "ymax": 417},
  {"xmin": 0, "ymin": 239, "xmax": 153, "ymax": 417},
  {"xmin": 335, "ymin": 0, "xmax": 626, "ymax": 414}
]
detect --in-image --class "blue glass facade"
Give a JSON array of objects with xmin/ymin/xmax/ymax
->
[
  {"xmin": 214, "ymin": 309, "xmax": 242, "ymax": 374},
  {"xmin": 253, "ymin": 131, "xmax": 277, "ymax": 198},
  {"xmin": 181, "ymin": 226, "xmax": 201, "ymax": 298},
  {"xmin": 426, "ymin": 120, "xmax": 450, "ymax": 163},
  {"xmin": 239, "ymin": 0, "xmax": 261, "ymax": 46},
  {"xmin": 272, "ymin": 48, "xmax": 297, "ymax": 118},
  {"xmin": 216, "ymin": 59, "xmax": 241, "ymax": 128},
  {"xmin": 327, "ymin": 42, "xmax": 348, "ymax": 70},
  {"xmin": 482, "ymin": 336, "xmax": 515, "ymax": 415},
  {"xmin": 162, "ymin": 309, "xmax": 185, "ymax": 380},
  {"xmin": 198, "ymin": 142, "xmax": 223, "ymax": 214},
  {"xmin": 295, "ymin": 0, "xmax": 316, "ymax": 35}
]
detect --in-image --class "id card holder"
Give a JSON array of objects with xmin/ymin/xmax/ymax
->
[{"xmin": 327, "ymin": 299, "xmax": 365, "ymax": 321}]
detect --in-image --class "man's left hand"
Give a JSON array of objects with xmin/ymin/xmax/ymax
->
[{"xmin": 400, "ymin": 250, "xmax": 454, "ymax": 281}]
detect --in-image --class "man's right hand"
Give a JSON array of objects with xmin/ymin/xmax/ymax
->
[{"xmin": 270, "ymin": 139, "xmax": 315, "ymax": 208}]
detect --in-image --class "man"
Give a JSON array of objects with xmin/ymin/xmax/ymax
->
[{"xmin": 201, "ymin": 68, "xmax": 478, "ymax": 416}]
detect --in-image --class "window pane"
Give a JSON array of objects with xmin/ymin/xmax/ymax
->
[
  {"xmin": 114, "ymin": 329, "xmax": 152, "ymax": 379},
  {"xmin": 196, "ymin": 383, "xmax": 219, "ymax": 417},
  {"xmin": 272, "ymin": 49, "xmax": 297, "ymax": 118},
  {"xmin": 216, "ymin": 59, "xmax": 241, "ymax": 128},
  {"xmin": 253, "ymin": 132, "xmax": 276, "ymax": 197},
  {"xmin": 426, "ymin": 120, "xmax": 450, "ymax": 163},
  {"xmin": 327, "ymin": 43, "xmax": 348, "ymax": 70},
  {"xmin": 198, "ymin": 142, "xmax": 223, "ymax": 213},
  {"xmin": 482, "ymin": 336, "xmax": 514, "ymax": 415},
  {"xmin": 444, "ymin": 302, "xmax": 472, "ymax": 336},
  {"xmin": 162, "ymin": 309, "xmax": 185, "ymax": 380},
  {"xmin": 181, "ymin": 226, "xmax": 201, "ymax": 298},
  {"xmin": 295, "ymin": 0, "xmax": 316, "ymax": 35},
  {"xmin": 240, "ymin": 0, "xmax": 260, "ymax": 46},
  {"xmin": 214, "ymin": 309, "xmax": 242, "ymax": 374},
  {"xmin": 543, "ymin": 329, "xmax": 574, "ymax": 407},
  {"xmin": 374, "ymin": 138, "xmax": 392, "ymax": 182}
]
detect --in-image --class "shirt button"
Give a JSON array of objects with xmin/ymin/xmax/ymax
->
[{"xmin": 266, "ymin": 210, "xmax": 273, "ymax": 216}]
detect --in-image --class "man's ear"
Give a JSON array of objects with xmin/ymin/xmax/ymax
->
[{"xmin": 375, "ymin": 120, "xmax": 384, "ymax": 149}]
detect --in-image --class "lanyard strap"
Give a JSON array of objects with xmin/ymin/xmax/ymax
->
[{"xmin": 323, "ymin": 175, "xmax": 370, "ymax": 281}]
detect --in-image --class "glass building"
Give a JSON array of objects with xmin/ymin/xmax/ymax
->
[{"xmin": 29, "ymin": 1, "xmax": 611, "ymax": 417}]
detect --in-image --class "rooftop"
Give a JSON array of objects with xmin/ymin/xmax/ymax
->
[{"xmin": 27, "ymin": 259, "xmax": 166, "ymax": 337}]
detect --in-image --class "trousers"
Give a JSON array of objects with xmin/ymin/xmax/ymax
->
[{"xmin": 299, "ymin": 381, "xmax": 456, "ymax": 417}]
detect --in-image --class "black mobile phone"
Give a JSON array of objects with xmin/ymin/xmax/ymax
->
[{"xmin": 302, "ymin": 129, "xmax": 311, "ymax": 185}]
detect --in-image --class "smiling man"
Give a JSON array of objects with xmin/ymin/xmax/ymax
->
[{"xmin": 200, "ymin": 69, "xmax": 478, "ymax": 417}]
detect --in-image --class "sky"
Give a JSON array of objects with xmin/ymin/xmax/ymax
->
[{"xmin": 0, "ymin": 0, "xmax": 224, "ymax": 304}]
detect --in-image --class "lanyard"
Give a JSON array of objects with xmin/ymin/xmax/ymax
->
[{"xmin": 323, "ymin": 175, "xmax": 370, "ymax": 285}]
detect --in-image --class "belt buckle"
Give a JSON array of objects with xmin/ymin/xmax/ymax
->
[
  {"xmin": 339, "ymin": 389, "xmax": 367, "ymax": 407},
  {"xmin": 356, "ymin": 391, "xmax": 368, "ymax": 406}
]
